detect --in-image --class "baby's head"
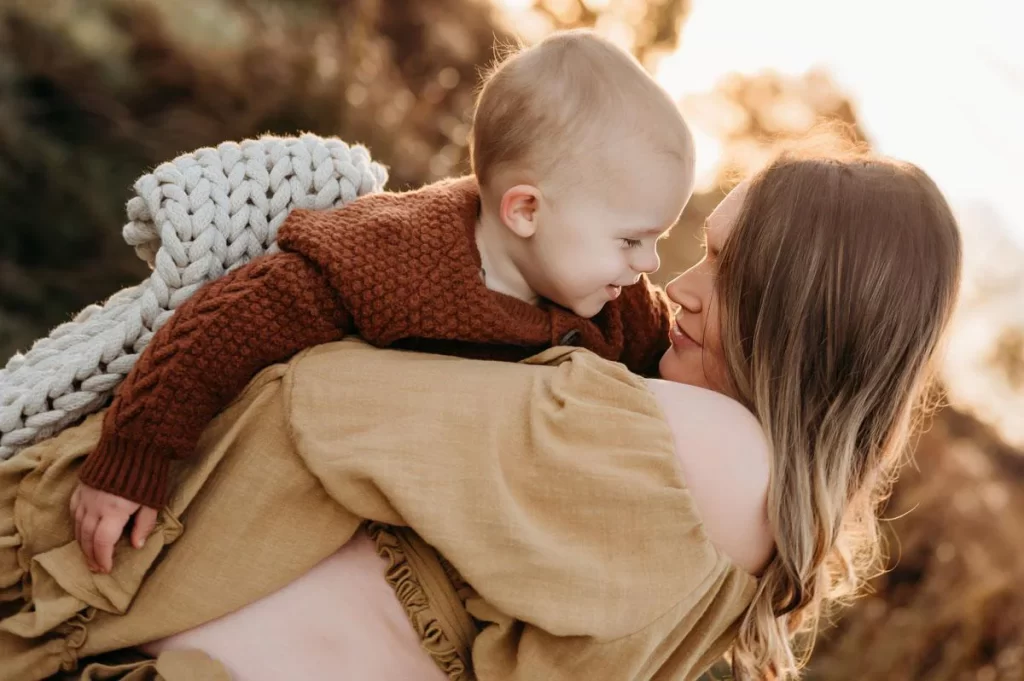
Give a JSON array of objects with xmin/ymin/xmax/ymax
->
[{"xmin": 471, "ymin": 29, "xmax": 695, "ymax": 317}]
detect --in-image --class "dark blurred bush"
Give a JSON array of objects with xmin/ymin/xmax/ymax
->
[{"xmin": 0, "ymin": 0, "xmax": 507, "ymax": 359}]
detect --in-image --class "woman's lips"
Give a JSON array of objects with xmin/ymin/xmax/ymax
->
[
  {"xmin": 669, "ymin": 318, "xmax": 700, "ymax": 351},
  {"xmin": 606, "ymin": 285, "xmax": 622, "ymax": 300}
]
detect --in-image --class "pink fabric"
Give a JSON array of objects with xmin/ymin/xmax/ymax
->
[{"xmin": 142, "ymin": 527, "xmax": 448, "ymax": 681}]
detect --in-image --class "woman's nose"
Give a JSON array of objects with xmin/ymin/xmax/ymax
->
[{"xmin": 665, "ymin": 271, "xmax": 703, "ymax": 313}]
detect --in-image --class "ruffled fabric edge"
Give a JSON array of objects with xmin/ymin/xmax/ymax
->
[
  {"xmin": 0, "ymin": 436, "xmax": 95, "ymax": 680},
  {"xmin": 366, "ymin": 522, "xmax": 473, "ymax": 681}
]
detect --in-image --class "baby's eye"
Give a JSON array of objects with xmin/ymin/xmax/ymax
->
[{"xmin": 621, "ymin": 238, "xmax": 643, "ymax": 249}]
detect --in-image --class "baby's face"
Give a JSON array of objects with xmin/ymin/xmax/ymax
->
[{"xmin": 526, "ymin": 154, "xmax": 692, "ymax": 318}]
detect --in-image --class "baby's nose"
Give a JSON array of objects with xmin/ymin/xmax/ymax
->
[{"xmin": 633, "ymin": 249, "xmax": 660, "ymax": 274}]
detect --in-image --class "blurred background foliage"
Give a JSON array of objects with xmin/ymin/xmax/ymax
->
[{"xmin": 1, "ymin": 1, "xmax": 1022, "ymax": 679}]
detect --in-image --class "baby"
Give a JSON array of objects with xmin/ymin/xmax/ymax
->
[{"xmin": 72, "ymin": 29, "xmax": 696, "ymax": 571}]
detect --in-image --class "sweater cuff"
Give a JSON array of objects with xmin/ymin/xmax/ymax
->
[{"xmin": 78, "ymin": 432, "xmax": 173, "ymax": 509}]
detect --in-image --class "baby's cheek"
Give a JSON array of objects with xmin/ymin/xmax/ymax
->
[{"xmin": 557, "ymin": 265, "xmax": 603, "ymax": 298}]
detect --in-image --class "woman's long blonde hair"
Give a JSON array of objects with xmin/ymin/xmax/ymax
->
[{"xmin": 717, "ymin": 147, "xmax": 963, "ymax": 678}]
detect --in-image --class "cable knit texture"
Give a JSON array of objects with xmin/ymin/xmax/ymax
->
[
  {"xmin": 78, "ymin": 176, "xmax": 673, "ymax": 507},
  {"xmin": 0, "ymin": 134, "xmax": 386, "ymax": 462}
]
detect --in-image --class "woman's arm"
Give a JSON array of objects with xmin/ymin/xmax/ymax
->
[
  {"xmin": 645, "ymin": 378, "xmax": 774, "ymax": 575},
  {"xmin": 283, "ymin": 342, "xmax": 771, "ymax": 680},
  {"xmin": 286, "ymin": 343, "xmax": 771, "ymax": 629},
  {"xmin": 286, "ymin": 342, "xmax": 711, "ymax": 637}
]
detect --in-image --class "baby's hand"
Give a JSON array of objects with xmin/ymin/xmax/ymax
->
[{"xmin": 69, "ymin": 483, "xmax": 158, "ymax": 573}]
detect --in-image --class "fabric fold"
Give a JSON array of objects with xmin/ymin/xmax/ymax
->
[
  {"xmin": 2, "ymin": 339, "xmax": 757, "ymax": 681},
  {"xmin": 368, "ymin": 523, "xmax": 476, "ymax": 681},
  {"xmin": 0, "ymin": 365, "xmax": 364, "ymax": 681},
  {"xmin": 284, "ymin": 339, "xmax": 758, "ymax": 679}
]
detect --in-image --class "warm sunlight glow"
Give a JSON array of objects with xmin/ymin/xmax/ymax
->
[
  {"xmin": 656, "ymin": 0, "xmax": 1022, "ymax": 247},
  {"xmin": 496, "ymin": 0, "xmax": 1023, "ymax": 247},
  {"xmin": 491, "ymin": 0, "xmax": 1024, "ymax": 443}
]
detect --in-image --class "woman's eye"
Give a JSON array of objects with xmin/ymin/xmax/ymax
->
[{"xmin": 621, "ymin": 238, "xmax": 643, "ymax": 249}]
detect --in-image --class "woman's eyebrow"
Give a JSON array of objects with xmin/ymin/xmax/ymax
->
[{"xmin": 702, "ymin": 220, "xmax": 722, "ymax": 254}]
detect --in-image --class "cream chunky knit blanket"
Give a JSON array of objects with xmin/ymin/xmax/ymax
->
[{"xmin": 0, "ymin": 134, "xmax": 387, "ymax": 460}]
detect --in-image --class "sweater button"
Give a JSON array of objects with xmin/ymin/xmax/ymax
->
[{"xmin": 559, "ymin": 329, "xmax": 581, "ymax": 346}]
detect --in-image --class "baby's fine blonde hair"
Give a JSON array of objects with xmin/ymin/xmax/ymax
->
[{"xmin": 470, "ymin": 29, "xmax": 693, "ymax": 195}]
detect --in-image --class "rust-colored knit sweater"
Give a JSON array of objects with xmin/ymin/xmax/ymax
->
[{"xmin": 78, "ymin": 176, "xmax": 673, "ymax": 507}]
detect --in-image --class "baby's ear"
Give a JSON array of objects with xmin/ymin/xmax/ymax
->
[{"xmin": 499, "ymin": 184, "xmax": 541, "ymax": 238}]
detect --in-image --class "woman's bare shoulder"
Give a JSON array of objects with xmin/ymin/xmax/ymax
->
[{"xmin": 644, "ymin": 378, "xmax": 774, "ymax": 575}]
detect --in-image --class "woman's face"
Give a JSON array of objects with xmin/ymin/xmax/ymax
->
[{"xmin": 658, "ymin": 181, "xmax": 749, "ymax": 396}]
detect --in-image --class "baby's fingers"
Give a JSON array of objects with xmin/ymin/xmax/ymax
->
[
  {"xmin": 131, "ymin": 506, "xmax": 159, "ymax": 549},
  {"xmin": 93, "ymin": 514, "xmax": 127, "ymax": 574},
  {"xmin": 79, "ymin": 512, "xmax": 100, "ymax": 572},
  {"xmin": 70, "ymin": 486, "xmax": 80, "ymax": 516},
  {"xmin": 74, "ymin": 501, "xmax": 84, "ymax": 549}
]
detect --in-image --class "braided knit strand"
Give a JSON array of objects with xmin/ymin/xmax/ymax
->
[{"xmin": 0, "ymin": 134, "xmax": 387, "ymax": 460}]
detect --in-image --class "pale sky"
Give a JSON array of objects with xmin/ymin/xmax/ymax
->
[
  {"xmin": 499, "ymin": 0, "xmax": 1023, "ymax": 247},
  {"xmin": 652, "ymin": 0, "xmax": 1024, "ymax": 440},
  {"xmin": 653, "ymin": 0, "xmax": 1023, "ymax": 247},
  {"xmin": 495, "ymin": 0, "xmax": 1024, "ymax": 439}
]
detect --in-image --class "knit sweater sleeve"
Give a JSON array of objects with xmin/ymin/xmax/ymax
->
[
  {"xmin": 617, "ymin": 274, "xmax": 673, "ymax": 377},
  {"xmin": 78, "ymin": 252, "xmax": 353, "ymax": 508}
]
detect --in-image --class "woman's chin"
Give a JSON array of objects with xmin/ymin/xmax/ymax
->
[
  {"xmin": 658, "ymin": 349, "xmax": 728, "ymax": 396},
  {"xmin": 658, "ymin": 348, "xmax": 690, "ymax": 385}
]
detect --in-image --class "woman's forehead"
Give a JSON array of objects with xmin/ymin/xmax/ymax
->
[{"xmin": 707, "ymin": 180, "xmax": 750, "ymax": 243}]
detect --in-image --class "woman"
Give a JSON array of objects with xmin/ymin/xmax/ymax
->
[{"xmin": 0, "ymin": 148, "xmax": 962, "ymax": 681}]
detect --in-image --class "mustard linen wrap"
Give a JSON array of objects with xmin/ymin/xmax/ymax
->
[{"xmin": 0, "ymin": 340, "xmax": 756, "ymax": 680}]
